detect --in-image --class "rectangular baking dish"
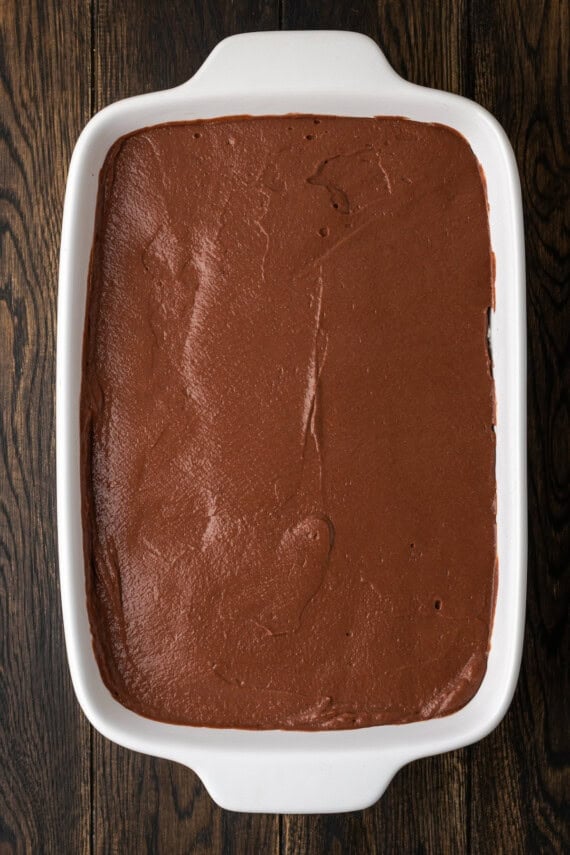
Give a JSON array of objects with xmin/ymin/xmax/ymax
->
[{"xmin": 57, "ymin": 30, "xmax": 526, "ymax": 814}]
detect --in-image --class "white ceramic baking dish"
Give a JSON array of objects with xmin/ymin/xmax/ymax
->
[{"xmin": 57, "ymin": 30, "xmax": 526, "ymax": 813}]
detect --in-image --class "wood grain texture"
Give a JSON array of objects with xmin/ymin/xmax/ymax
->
[
  {"xmin": 0, "ymin": 0, "xmax": 568, "ymax": 852},
  {"xmin": 0, "ymin": 2, "xmax": 92, "ymax": 853},
  {"xmin": 468, "ymin": 1, "xmax": 569, "ymax": 852}
]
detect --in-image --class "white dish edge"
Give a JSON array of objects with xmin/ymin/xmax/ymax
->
[{"xmin": 57, "ymin": 31, "xmax": 527, "ymax": 813}]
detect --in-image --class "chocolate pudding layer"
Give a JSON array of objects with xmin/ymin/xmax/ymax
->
[{"xmin": 81, "ymin": 116, "xmax": 496, "ymax": 729}]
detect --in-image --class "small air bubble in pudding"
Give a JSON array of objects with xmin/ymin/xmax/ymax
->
[
  {"xmin": 434, "ymin": 599, "xmax": 442, "ymax": 610},
  {"xmin": 318, "ymin": 227, "xmax": 329, "ymax": 238},
  {"xmin": 193, "ymin": 132, "xmax": 201, "ymax": 139},
  {"xmin": 305, "ymin": 134, "xmax": 315, "ymax": 141}
]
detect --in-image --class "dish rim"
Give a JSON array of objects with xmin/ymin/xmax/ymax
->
[{"xmin": 57, "ymin": 30, "xmax": 527, "ymax": 813}]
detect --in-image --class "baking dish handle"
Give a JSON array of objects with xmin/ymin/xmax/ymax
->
[
  {"xmin": 178, "ymin": 31, "xmax": 406, "ymax": 98},
  {"xmin": 191, "ymin": 750, "xmax": 404, "ymax": 814}
]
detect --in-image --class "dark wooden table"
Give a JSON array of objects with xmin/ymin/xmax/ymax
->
[{"xmin": 1, "ymin": 1, "xmax": 568, "ymax": 852}]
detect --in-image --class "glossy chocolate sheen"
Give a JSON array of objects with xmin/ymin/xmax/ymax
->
[{"xmin": 81, "ymin": 115, "xmax": 496, "ymax": 729}]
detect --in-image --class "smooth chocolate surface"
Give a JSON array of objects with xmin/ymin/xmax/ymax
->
[{"xmin": 81, "ymin": 115, "xmax": 496, "ymax": 729}]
